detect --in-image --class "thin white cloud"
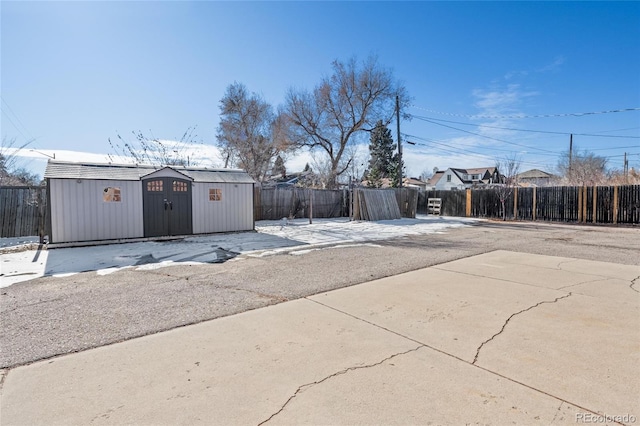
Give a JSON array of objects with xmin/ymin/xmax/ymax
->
[
  {"xmin": 536, "ymin": 56, "xmax": 565, "ymax": 73},
  {"xmin": 472, "ymin": 84, "xmax": 538, "ymax": 117},
  {"xmin": 505, "ymin": 56, "xmax": 565, "ymax": 81}
]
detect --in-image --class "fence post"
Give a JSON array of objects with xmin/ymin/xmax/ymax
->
[
  {"xmin": 513, "ymin": 187, "xmax": 518, "ymax": 220},
  {"xmin": 37, "ymin": 188, "xmax": 45, "ymax": 244},
  {"xmin": 308, "ymin": 189, "xmax": 313, "ymax": 224},
  {"xmin": 613, "ymin": 186, "xmax": 618, "ymax": 224},
  {"xmin": 582, "ymin": 186, "xmax": 588, "ymax": 223},
  {"xmin": 592, "ymin": 186, "xmax": 597, "ymax": 224},
  {"xmin": 532, "ymin": 187, "xmax": 537, "ymax": 221},
  {"xmin": 577, "ymin": 186, "xmax": 583, "ymax": 222},
  {"xmin": 465, "ymin": 189, "xmax": 471, "ymax": 217}
]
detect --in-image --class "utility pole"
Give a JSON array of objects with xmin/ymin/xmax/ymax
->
[
  {"xmin": 568, "ymin": 134, "xmax": 573, "ymax": 179},
  {"xmin": 624, "ymin": 152, "xmax": 629, "ymax": 183},
  {"xmin": 396, "ymin": 95, "xmax": 403, "ymax": 188}
]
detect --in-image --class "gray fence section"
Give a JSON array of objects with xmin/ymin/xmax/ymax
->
[
  {"xmin": 353, "ymin": 189, "xmax": 402, "ymax": 221},
  {"xmin": 418, "ymin": 190, "xmax": 467, "ymax": 217},
  {"xmin": 254, "ymin": 187, "xmax": 346, "ymax": 220},
  {"xmin": 0, "ymin": 186, "xmax": 47, "ymax": 238},
  {"xmin": 254, "ymin": 186, "xmax": 418, "ymax": 221}
]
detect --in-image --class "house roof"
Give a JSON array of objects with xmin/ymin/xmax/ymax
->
[
  {"xmin": 427, "ymin": 171, "xmax": 444, "ymax": 186},
  {"xmin": 465, "ymin": 167, "xmax": 496, "ymax": 175},
  {"xmin": 44, "ymin": 160, "xmax": 255, "ymax": 184},
  {"xmin": 517, "ymin": 169, "xmax": 554, "ymax": 179},
  {"xmin": 404, "ymin": 177, "xmax": 427, "ymax": 187},
  {"xmin": 444, "ymin": 167, "xmax": 498, "ymax": 184}
]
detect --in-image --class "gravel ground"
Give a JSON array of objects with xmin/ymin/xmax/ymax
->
[{"xmin": 1, "ymin": 220, "xmax": 639, "ymax": 369}]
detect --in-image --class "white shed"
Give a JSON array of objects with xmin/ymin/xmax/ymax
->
[{"xmin": 44, "ymin": 161, "xmax": 255, "ymax": 244}]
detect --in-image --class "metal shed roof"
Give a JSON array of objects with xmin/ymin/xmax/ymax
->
[{"xmin": 44, "ymin": 161, "xmax": 255, "ymax": 184}]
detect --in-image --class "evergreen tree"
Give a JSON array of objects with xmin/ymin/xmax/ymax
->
[
  {"xmin": 366, "ymin": 167, "xmax": 383, "ymax": 188},
  {"xmin": 273, "ymin": 155, "xmax": 286, "ymax": 178},
  {"xmin": 388, "ymin": 153, "xmax": 405, "ymax": 188},
  {"xmin": 367, "ymin": 120, "xmax": 396, "ymax": 187}
]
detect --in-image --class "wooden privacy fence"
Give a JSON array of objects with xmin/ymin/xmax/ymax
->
[
  {"xmin": 394, "ymin": 187, "xmax": 419, "ymax": 219},
  {"xmin": 254, "ymin": 187, "xmax": 346, "ymax": 220},
  {"xmin": 418, "ymin": 190, "xmax": 467, "ymax": 217},
  {"xmin": 0, "ymin": 186, "xmax": 47, "ymax": 239},
  {"xmin": 352, "ymin": 189, "xmax": 401, "ymax": 221},
  {"xmin": 254, "ymin": 186, "xmax": 418, "ymax": 221},
  {"xmin": 419, "ymin": 185, "xmax": 640, "ymax": 225}
]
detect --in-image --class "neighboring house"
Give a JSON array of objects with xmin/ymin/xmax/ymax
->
[
  {"xmin": 403, "ymin": 177, "xmax": 428, "ymax": 191},
  {"xmin": 431, "ymin": 167, "xmax": 501, "ymax": 190},
  {"xmin": 44, "ymin": 160, "xmax": 255, "ymax": 244},
  {"xmin": 263, "ymin": 171, "xmax": 317, "ymax": 188},
  {"xmin": 516, "ymin": 169, "xmax": 556, "ymax": 186},
  {"xmin": 426, "ymin": 171, "xmax": 445, "ymax": 190},
  {"xmin": 360, "ymin": 177, "xmax": 427, "ymax": 190}
]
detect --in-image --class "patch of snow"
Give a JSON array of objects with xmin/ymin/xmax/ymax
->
[
  {"xmin": 1, "ymin": 215, "xmax": 479, "ymax": 288},
  {"xmin": 0, "ymin": 236, "xmax": 40, "ymax": 249}
]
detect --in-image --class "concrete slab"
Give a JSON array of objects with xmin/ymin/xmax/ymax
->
[
  {"xmin": 1, "ymin": 299, "xmax": 416, "ymax": 426},
  {"xmin": 562, "ymin": 277, "xmax": 640, "ymax": 301},
  {"xmin": 473, "ymin": 250, "xmax": 640, "ymax": 282},
  {"xmin": 309, "ymin": 267, "xmax": 568, "ymax": 363},
  {"xmin": 431, "ymin": 250, "xmax": 640, "ymax": 290},
  {"xmin": 477, "ymin": 292, "xmax": 640, "ymax": 419},
  {"xmin": 268, "ymin": 347, "xmax": 583, "ymax": 425}
]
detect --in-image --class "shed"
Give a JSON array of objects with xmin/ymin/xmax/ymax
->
[{"xmin": 44, "ymin": 160, "xmax": 255, "ymax": 244}]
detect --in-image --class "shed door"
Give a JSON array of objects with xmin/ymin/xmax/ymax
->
[{"xmin": 142, "ymin": 178, "xmax": 193, "ymax": 237}]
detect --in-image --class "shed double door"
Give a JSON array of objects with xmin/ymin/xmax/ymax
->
[{"xmin": 142, "ymin": 177, "xmax": 193, "ymax": 237}]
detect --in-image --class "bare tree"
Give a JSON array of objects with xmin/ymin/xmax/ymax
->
[
  {"xmin": 284, "ymin": 55, "xmax": 409, "ymax": 189},
  {"xmin": 1, "ymin": 136, "xmax": 40, "ymax": 186},
  {"xmin": 495, "ymin": 155, "xmax": 521, "ymax": 221},
  {"xmin": 557, "ymin": 148, "xmax": 607, "ymax": 186},
  {"xmin": 108, "ymin": 126, "xmax": 201, "ymax": 167},
  {"xmin": 216, "ymin": 83, "xmax": 292, "ymax": 182},
  {"xmin": 419, "ymin": 168, "xmax": 433, "ymax": 182}
]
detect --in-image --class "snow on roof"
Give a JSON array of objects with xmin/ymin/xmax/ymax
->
[{"xmin": 44, "ymin": 160, "xmax": 254, "ymax": 184}]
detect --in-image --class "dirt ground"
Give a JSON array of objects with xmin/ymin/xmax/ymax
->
[{"xmin": 1, "ymin": 220, "xmax": 639, "ymax": 369}]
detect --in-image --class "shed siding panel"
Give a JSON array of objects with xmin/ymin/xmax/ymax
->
[
  {"xmin": 192, "ymin": 183, "xmax": 253, "ymax": 234},
  {"xmin": 49, "ymin": 179, "xmax": 143, "ymax": 243}
]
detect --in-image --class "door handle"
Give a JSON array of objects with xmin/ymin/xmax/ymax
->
[
  {"xmin": 164, "ymin": 199, "xmax": 168, "ymax": 210},
  {"xmin": 169, "ymin": 201, "xmax": 173, "ymax": 210}
]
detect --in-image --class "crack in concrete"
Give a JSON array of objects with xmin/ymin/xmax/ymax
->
[
  {"xmin": 549, "ymin": 401, "xmax": 563, "ymax": 424},
  {"xmin": 257, "ymin": 346, "xmax": 424, "ymax": 425},
  {"xmin": 307, "ymin": 297, "xmax": 615, "ymax": 425},
  {"xmin": 631, "ymin": 276, "xmax": 640, "ymax": 294},
  {"xmin": 556, "ymin": 277, "xmax": 609, "ymax": 290},
  {"xmin": 472, "ymin": 293, "xmax": 573, "ymax": 365},
  {"xmin": 0, "ymin": 369, "xmax": 8, "ymax": 394},
  {"xmin": 555, "ymin": 259, "xmax": 579, "ymax": 270}
]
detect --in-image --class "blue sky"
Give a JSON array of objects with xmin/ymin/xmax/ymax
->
[{"xmin": 2, "ymin": 1, "xmax": 639, "ymax": 180}]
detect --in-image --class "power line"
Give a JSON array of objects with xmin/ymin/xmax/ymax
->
[
  {"xmin": 1, "ymin": 109, "xmax": 34, "ymax": 145},
  {"xmin": 411, "ymin": 116, "xmax": 560, "ymax": 154},
  {"xmin": 409, "ymin": 104, "xmax": 640, "ymax": 119},
  {"xmin": 409, "ymin": 114, "xmax": 640, "ymax": 139},
  {"xmin": 403, "ymin": 133, "xmax": 554, "ymax": 169},
  {"xmin": 1, "ymin": 96, "xmax": 36, "ymax": 143},
  {"xmin": 401, "ymin": 132, "xmax": 557, "ymax": 157},
  {"xmin": 590, "ymin": 145, "xmax": 640, "ymax": 151}
]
